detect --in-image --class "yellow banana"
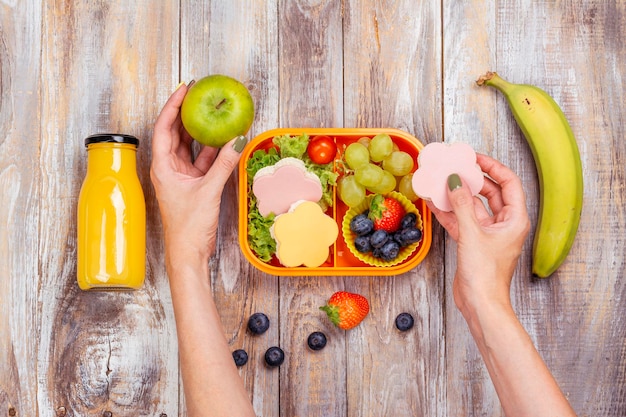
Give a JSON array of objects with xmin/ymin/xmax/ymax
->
[{"xmin": 476, "ymin": 71, "xmax": 583, "ymax": 278}]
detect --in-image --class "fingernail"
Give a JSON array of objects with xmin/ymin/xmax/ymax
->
[
  {"xmin": 232, "ymin": 135, "xmax": 248, "ymax": 153},
  {"xmin": 447, "ymin": 173, "xmax": 462, "ymax": 191},
  {"xmin": 174, "ymin": 81, "xmax": 185, "ymax": 90}
]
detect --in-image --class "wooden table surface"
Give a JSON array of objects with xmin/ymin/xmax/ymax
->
[{"xmin": 2, "ymin": 1, "xmax": 625, "ymax": 416}]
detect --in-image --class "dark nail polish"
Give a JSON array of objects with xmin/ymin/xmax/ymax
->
[
  {"xmin": 233, "ymin": 135, "xmax": 248, "ymax": 153},
  {"xmin": 447, "ymin": 173, "xmax": 462, "ymax": 191}
]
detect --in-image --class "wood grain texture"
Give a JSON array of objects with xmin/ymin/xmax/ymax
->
[
  {"xmin": 342, "ymin": 1, "xmax": 446, "ymax": 416},
  {"xmin": 36, "ymin": 1, "xmax": 180, "ymax": 415},
  {"xmin": 0, "ymin": 2, "xmax": 42, "ymax": 416},
  {"xmin": 277, "ymin": 1, "xmax": 347, "ymax": 416},
  {"xmin": 444, "ymin": 1, "xmax": 626, "ymax": 416},
  {"xmin": 179, "ymin": 1, "xmax": 282, "ymax": 416},
  {"xmin": 1, "ymin": 0, "xmax": 625, "ymax": 415},
  {"xmin": 442, "ymin": 3, "xmax": 503, "ymax": 415}
]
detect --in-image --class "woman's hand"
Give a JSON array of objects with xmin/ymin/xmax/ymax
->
[
  {"xmin": 431, "ymin": 155, "xmax": 577, "ymax": 417},
  {"xmin": 150, "ymin": 83, "xmax": 256, "ymax": 417},
  {"xmin": 428, "ymin": 153, "xmax": 531, "ymax": 315},
  {"xmin": 150, "ymin": 82, "xmax": 248, "ymax": 264}
]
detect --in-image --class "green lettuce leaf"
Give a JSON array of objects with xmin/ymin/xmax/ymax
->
[
  {"xmin": 273, "ymin": 134, "xmax": 309, "ymax": 159},
  {"xmin": 245, "ymin": 133, "xmax": 338, "ymax": 261},
  {"xmin": 246, "ymin": 148, "xmax": 280, "ymax": 182},
  {"xmin": 247, "ymin": 198, "xmax": 276, "ymax": 262}
]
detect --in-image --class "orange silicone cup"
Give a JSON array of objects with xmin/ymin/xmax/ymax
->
[{"xmin": 238, "ymin": 128, "xmax": 432, "ymax": 276}]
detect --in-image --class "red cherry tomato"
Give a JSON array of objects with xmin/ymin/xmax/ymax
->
[{"xmin": 307, "ymin": 135, "xmax": 337, "ymax": 164}]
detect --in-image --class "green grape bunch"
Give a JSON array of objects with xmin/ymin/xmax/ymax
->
[{"xmin": 338, "ymin": 134, "xmax": 417, "ymax": 207}]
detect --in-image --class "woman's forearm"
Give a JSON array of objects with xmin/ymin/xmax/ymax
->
[
  {"xmin": 462, "ymin": 300, "xmax": 577, "ymax": 417},
  {"xmin": 166, "ymin": 255, "xmax": 255, "ymax": 417}
]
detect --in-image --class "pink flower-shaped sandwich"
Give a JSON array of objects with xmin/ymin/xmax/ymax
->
[
  {"xmin": 270, "ymin": 201, "xmax": 338, "ymax": 268},
  {"xmin": 411, "ymin": 142, "xmax": 484, "ymax": 212},
  {"xmin": 252, "ymin": 157, "xmax": 323, "ymax": 217}
]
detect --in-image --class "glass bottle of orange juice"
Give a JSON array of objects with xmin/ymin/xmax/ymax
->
[{"xmin": 77, "ymin": 134, "xmax": 146, "ymax": 290}]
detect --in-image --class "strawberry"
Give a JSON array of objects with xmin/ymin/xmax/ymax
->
[
  {"xmin": 368, "ymin": 194, "xmax": 405, "ymax": 232},
  {"xmin": 320, "ymin": 291, "xmax": 370, "ymax": 330}
]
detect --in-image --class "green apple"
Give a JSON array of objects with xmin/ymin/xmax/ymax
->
[{"xmin": 181, "ymin": 74, "xmax": 255, "ymax": 147}]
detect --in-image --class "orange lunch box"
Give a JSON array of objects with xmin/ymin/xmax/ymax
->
[{"xmin": 238, "ymin": 128, "xmax": 432, "ymax": 276}]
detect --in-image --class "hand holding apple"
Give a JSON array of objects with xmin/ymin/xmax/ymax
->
[{"xmin": 181, "ymin": 74, "xmax": 255, "ymax": 147}]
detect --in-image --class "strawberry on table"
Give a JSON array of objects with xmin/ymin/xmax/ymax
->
[
  {"xmin": 320, "ymin": 291, "xmax": 370, "ymax": 330},
  {"xmin": 368, "ymin": 194, "xmax": 405, "ymax": 233}
]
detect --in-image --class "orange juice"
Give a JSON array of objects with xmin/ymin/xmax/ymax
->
[{"xmin": 77, "ymin": 134, "xmax": 146, "ymax": 290}]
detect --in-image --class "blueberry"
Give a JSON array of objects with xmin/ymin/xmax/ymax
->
[
  {"xmin": 264, "ymin": 346, "xmax": 285, "ymax": 367},
  {"xmin": 307, "ymin": 331, "xmax": 327, "ymax": 351},
  {"xmin": 232, "ymin": 349, "xmax": 248, "ymax": 367},
  {"xmin": 400, "ymin": 213, "xmax": 417, "ymax": 229},
  {"xmin": 372, "ymin": 247, "xmax": 383, "ymax": 258},
  {"xmin": 354, "ymin": 235, "xmax": 372, "ymax": 253},
  {"xmin": 350, "ymin": 213, "xmax": 374, "ymax": 236},
  {"xmin": 397, "ymin": 228, "xmax": 423, "ymax": 247},
  {"xmin": 395, "ymin": 313, "xmax": 415, "ymax": 331},
  {"xmin": 393, "ymin": 231, "xmax": 406, "ymax": 247},
  {"xmin": 370, "ymin": 229, "xmax": 389, "ymax": 248},
  {"xmin": 379, "ymin": 241, "xmax": 400, "ymax": 261},
  {"xmin": 248, "ymin": 312, "xmax": 270, "ymax": 335}
]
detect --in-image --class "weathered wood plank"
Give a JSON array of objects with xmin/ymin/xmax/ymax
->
[
  {"xmin": 0, "ymin": 1, "xmax": 43, "ymax": 416},
  {"xmin": 1, "ymin": 0, "xmax": 625, "ymax": 415},
  {"xmin": 179, "ymin": 1, "xmax": 282, "ymax": 416},
  {"xmin": 277, "ymin": 0, "xmax": 347, "ymax": 416},
  {"xmin": 444, "ymin": 1, "xmax": 626, "ymax": 416},
  {"xmin": 36, "ymin": 1, "xmax": 180, "ymax": 415},
  {"xmin": 498, "ymin": 2, "xmax": 626, "ymax": 415},
  {"xmin": 342, "ymin": 1, "xmax": 446, "ymax": 416},
  {"xmin": 442, "ymin": 2, "xmax": 502, "ymax": 415}
]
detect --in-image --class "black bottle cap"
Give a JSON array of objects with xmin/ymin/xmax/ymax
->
[{"xmin": 84, "ymin": 134, "xmax": 139, "ymax": 147}]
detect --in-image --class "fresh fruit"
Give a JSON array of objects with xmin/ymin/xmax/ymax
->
[
  {"xmin": 336, "ymin": 133, "xmax": 421, "ymax": 206},
  {"xmin": 264, "ymin": 346, "xmax": 285, "ymax": 367},
  {"xmin": 347, "ymin": 201, "xmax": 422, "ymax": 262},
  {"xmin": 307, "ymin": 331, "xmax": 328, "ymax": 351},
  {"xmin": 370, "ymin": 229, "xmax": 389, "ymax": 248},
  {"xmin": 368, "ymin": 194, "xmax": 405, "ymax": 233},
  {"xmin": 398, "ymin": 173, "xmax": 419, "ymax": 201},
  {"xmin": 181, "ymin": 74, "xmax": 254, "ymax": 147},
  {"xmin": 320, "ymin": 291, "xmax": 370, "ymax": 330},
  {"xmin": 338, "ymin": 175, "xmax": 366, "ymax": 207},
  {"xmin": 232, "ymin": 349, "xmax": 249, "ymax": 367},
  {"xmin": 307, "ymin": 135, "xmax": 337, "ymax": 164},
  {"xmin": 355, "ymin": 163, "xmax": 385, "ymax": 188},
  {"xmin": 394, "ymin": 227, "xmax": 422, "ymax": 247},
  {"xmin": 367, "ymin": 170, "xmax": 396, "ymax": 194},
  {"xmin": 477, "ymin": 71, "xmax": 583, "ymax": 278},
  {"xmin": 369, "ymin": 133, "xmax": 394, "ymax": 162},
  {"xmin": 382, "ymin": 151, "xmax": 414, "ymax": 176},
  {"xmin": 399, "ymin": 212, "xmax": 417, "ymax": 229},
  {"xmin": 354, "ymin": 235, "xmax": 372, "ymax": 253},
  {"xmin": 344, "ymin": 142, "xmax": 370, "ymax": 169},
  {"xmin": 357, "ymin": 136, "xmax": 371, "ymax": 148},
  {"xmin": 395, "ymin": 313, "xmax": 414, "ymax": 331},
  {"xmin": 349, "ymin": 213, "xmax": 374, "ymax": 236},
  {"xmin": 247, "ymin": 312, "xmax": 270, "ymax": 335},
  {"xmin": 374, "ymin": 241, "xmax": 399, "ymax": 261}
]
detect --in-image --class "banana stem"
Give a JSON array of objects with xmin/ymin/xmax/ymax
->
[{"xmin": 476, "ymin": 71, "xmax": 513, "ymax": 92}]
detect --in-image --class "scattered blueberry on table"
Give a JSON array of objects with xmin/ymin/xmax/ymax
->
[
  {"xmin": 395, "ymin": 313, "xmax": 415, "ymax": 332},
  {"xmin": 232, "ymin": 349, "xmax": 249, "ymax": 367},
  {"xmin": 265, "ymin": 346, "xmax": 285, "ymax": 367},
  {"xmin": 248, "ymin": 312, "xmax": 270, "ymax": 335},
  {"xmin": 307, "ymin": 331, "xmax": 328, "ymax": 351}
]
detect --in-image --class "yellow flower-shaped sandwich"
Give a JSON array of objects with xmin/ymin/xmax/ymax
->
[{"xmin": 271, "ymin": 201, "xmax": 338, "ymax": 267}]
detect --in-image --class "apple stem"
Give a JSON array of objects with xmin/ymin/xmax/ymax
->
[{"xmin": 216, "ymin": 98, "xmax": 227, "ymax": 109}]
